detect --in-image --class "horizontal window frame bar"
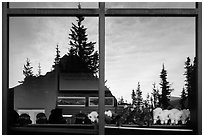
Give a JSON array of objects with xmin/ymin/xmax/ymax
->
[
  {"xmin": 7, "ymin": 8, "xmax": 198, "ymax": 17},
  {"xmin": 105, "ymin": 8, "xmax": 198, "ymax": 17},
  {"xmin": 105, "ymin": 126, "xmax": 194, "ymax": 132},
  {"xmin": 7, "ymin": 8, "xmax": 100, "ymax": 16}
]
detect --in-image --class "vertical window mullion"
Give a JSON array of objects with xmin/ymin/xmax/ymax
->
[
  {"xmin": 2, "ymin": 2, "xmax": 9, "ymax": 135},
  {"xmin": 98, "ymin": 2, "xmax": 105, "ymax": 135},
  {"xmin": 196, "ymin": 2, "xmax": 202, "ymax": 135}
]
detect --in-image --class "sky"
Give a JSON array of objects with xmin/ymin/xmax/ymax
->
[{"xmin": 9, "ymin": 2, "xmax": 195, "ymax": 103}]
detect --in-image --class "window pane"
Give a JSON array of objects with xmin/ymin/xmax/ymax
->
[
  {"xmin": 9, "ymin": 16, "xmax": 104, "ymax": 134},
  {"xmin": 106, "ymin": 2, "xmax": 195, "ymax": 8},
  {"xmin": 9, "ymin": 2, "xmax": 98, "ymax": 8},
  {"xmin": 105, "ymin": 17, "xmax": 195, "ymax": 132}
]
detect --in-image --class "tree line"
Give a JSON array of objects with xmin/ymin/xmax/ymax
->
[
  {"xmin": 19, "ymin": 14, "xmax": 99, "ymax": 83},
  {"xmin": 18, "ymin": 13, "xmax": 197, "ymax": 112},
  {"xmin": 119, "ymin": 57, "xmax": 197, "ymax": 110}
]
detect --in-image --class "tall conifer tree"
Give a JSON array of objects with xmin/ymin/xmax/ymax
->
[
  {"xmin": 19, "ymin": 58, "xmax": 34, "ymax": 83},
  {"xmin": 135, "ymin": 82, "xmax": 143, "ymax": 108},
  {"xmin": 52, "ymin": 44, "xmax": 61, "ymax": 70},
  {"xmin": 184, "ymin": 57, "xmax": 193, "ymax": 109},
  {"xmin": 23, "ymin": 58, "xmax": 34, "ymax": 78},
  {"xmin": 152, "ymin": 83, "xmax": 160, "ymax": 108},
  {"xmin": 144, "ymin": 93, "xmax": 150, "ymax": 108},
  {"xmin": 180, "ymin": 87, "xmax": 187, "ymax": 109},
  {"xmin": 37, "ymin": 63, "xmax": 42, "ymax": 76},
  {"xmin": 132, "ymin": 89, "xmax": 136, "ymax": 105},
  {"xmin": 159, "ymin": 64, "xmax": 173, "ymax": 109},
  {"xmin": 68, "ymin": 13, "xmax": 99, "ymax": 74}
]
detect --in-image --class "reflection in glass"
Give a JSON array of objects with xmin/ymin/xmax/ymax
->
[
  {"xmin": 105, "ymin": 17, "xmax": 195, "ymax": 127},
  {"xmin": 9, "ymin": 16, "xmax": 100, "ymax": 127}
]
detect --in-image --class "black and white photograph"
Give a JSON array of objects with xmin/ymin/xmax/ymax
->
[{"xmin": 2, "ymin": 1, "xmax": 202, "ymax": 135}]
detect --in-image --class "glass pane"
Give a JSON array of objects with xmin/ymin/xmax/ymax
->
[
  {"xmin": 9, "ymin": 16, "xmax": 103, "ymax": 134},
  {"xmin": 106, "ymin": 2, "xmax": 195, "ymax": 8},
  {"xmin": 105, "ymin": 17, "xmax": 195, "ymax": 134},
  {"xmin": 9, "ymin": 2, "xmax": 98, "ymax": 8}
]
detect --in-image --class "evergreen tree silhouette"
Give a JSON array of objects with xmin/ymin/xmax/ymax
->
[
  {"xmin": 152, "ymin": 83, "xmax": 160, "ymax": 108},
  {"xmin": 66, "ymin": 14, "xmax": 99, "ymax": 74},
  {"xmin": 189, "ymin": 57, "xmax": 197, "ymax": 129},
  {"xmin": 23, "ymin": 58, "xmax": 33, "ymax": 77},
  {"xmin": 144, "ymin": 93, "xmax": 150, "ymax": 108},
  {"xmin": 159, "ymin": 64, "xmax": 173, "ymax": 109},
  {"xmin": 55, "ymin": 44, "xmax": 60, "ymax": 64},
  {"xmin": 37, "ymin": 63, "xmax": 42, "ymax": 77},
  {"xmin": 184, "ymin": 57, "xmax": 197, "ymax": 111},
  {"xmin": 180, "ymin": 87, "xmax": 187, "ymax": 109},
  {"xmin": 52, "ymin": 44, "xmax": 60, "ymax": 70},
  {"xmin": 131, "ymin": 90, "xmax": 136, "ymax": 105},
  {"xmin": 184, "ymin": 57, "xmax": 193, "ymax": 109},
  {"xmin": 135, "ymin": 82, "xmax": 143, "ymax": 109},
  {"xmin": 19, "ymin": 58, "xmax": 34, "ymax": 83},
  {"xmin": 191, "ymin": 57, "xmax": 197, "ymax": 103}
]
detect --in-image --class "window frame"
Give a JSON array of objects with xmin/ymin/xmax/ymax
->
[{"xmin": 2, "ymin": 2, "xmax": 202, "ymax": 135}]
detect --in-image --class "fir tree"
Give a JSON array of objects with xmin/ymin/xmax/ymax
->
[
  {"xmin": 184, "ymin": 57, "xmax": 192, "ymax": 92},
  {"xmin": 180, "ymin": 87, "xmax": 187, "ymax": 109},
  {"xmin": 184, "ymin": 57, "xmax": 193, "ymax": 109},
  {"xmin": 152, "ymin": 83, "xmax": 160, "ymax": 108},
  {"xmin": 158, "ymin": 93, "xmax": 162, "ymax": 108},
  {"xmin": 191, "ymin": 57, "xmax": 197, "ymax": 99},
  {"xmin": 131, "ymin": 90, "xmax": 136, "ymax": 105},
  {"xmin": 144, "ymin": 93, "xmax": 150, "ymax": 108},
  {"xmin": 52, "ymin": 44, "xmax": 62, "ymax": 72},
  {"xmin": 189, "ymin": 57, "xmax": 197, "ymax": 127},
  {"xmin": 186, "ymin": 57, "xmax": 197, "ymax": 110},
  {"xmin": 37, "ymin": 63, "xmax": 42, "ymax": 77},
  {"xmin": 135, "ymin": 82, "xmax": 143, "ymax": 108},
  {"xmin": 55, "ymin": 45, "xmax": 60, "ymax": 63},
  {"xmin": 23, "ymin": 58, "xmax": 33, "ymax": 78},
  {"xmin": 159, "ymin": 64, "xmax": 173, "ymax": 109},
  {"xmin": 150, "ymin": 96, "xmax": 154, "ymax": 110},
  {"xmin": 19, "ymin": 58, "xmax": 34, "ymax": 83},
  {"xmin": 67, "ymin": 15, "xmax": 99, "ymax": 74}
]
